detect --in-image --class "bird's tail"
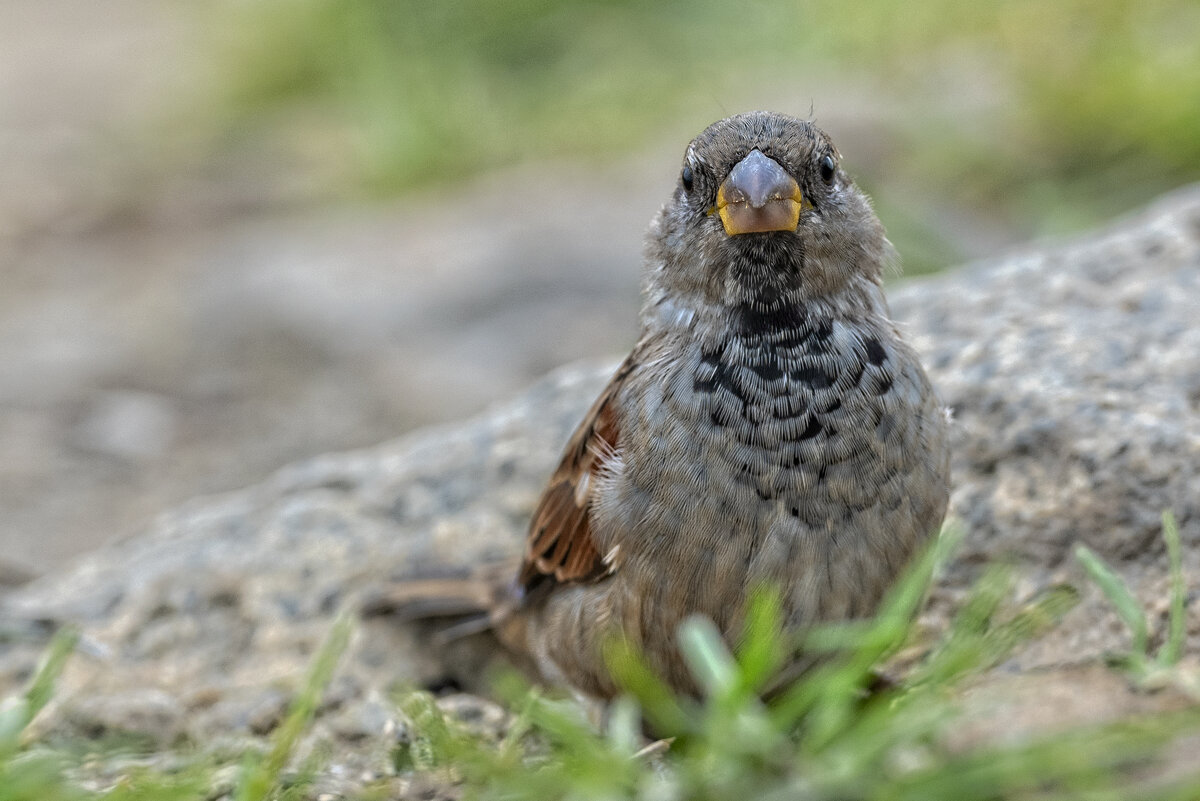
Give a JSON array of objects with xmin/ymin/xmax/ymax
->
[{"xmin": 360, "ymin": 560, "xmax": 519, "ymax": 644}]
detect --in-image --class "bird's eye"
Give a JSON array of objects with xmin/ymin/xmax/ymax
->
[
  {"xmin": 819, "ymin": 155, "xmax": 836, "ymax": 184},
  {"xmin": 681, "ymin": 165, "xmax": 694, "ymax": 192}
]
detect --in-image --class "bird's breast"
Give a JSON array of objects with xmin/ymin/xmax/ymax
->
[
  {"xmin": 630, "ymin": 314, "xmax": 904, "ymax": 518},
  {"xmin": 593, "ymin": 310, "xmax": 945, "ymax": 630}
]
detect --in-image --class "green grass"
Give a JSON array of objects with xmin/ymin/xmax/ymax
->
[
  {"xmin": 1076, "ymin": 511, "xmax": 1198, "ymax": 698},
  {"xmin": 0, "ymin": 619, "xmax": 353, "ymax": 801},
  {"xmin": 0, "ymin": 517, "xmax": 1195, "ymax": 799},
  {"xmin": 391, "ymin": 524, "xmax": 1199, "ymax": 800}
]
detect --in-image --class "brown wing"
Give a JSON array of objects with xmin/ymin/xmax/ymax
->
[{"xmin": 517, "ymin": 352, "xmax": 640, "ymax": 593}]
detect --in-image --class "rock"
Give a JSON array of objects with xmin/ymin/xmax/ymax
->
[
  {"xmin": 904, "ymin": 198, "xmax": 1200, "ymax": 576},
  {"xmin": 2, "ymin": 187, "xmax": 1200, "ymax": 778}
]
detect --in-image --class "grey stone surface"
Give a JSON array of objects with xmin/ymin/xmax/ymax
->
[{"xmin": 2, "ymin": 187, "xmax": 1200, "ymax": 792}]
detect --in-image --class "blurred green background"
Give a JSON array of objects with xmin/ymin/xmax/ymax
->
[{"xmin": 211, "ymin": 0, "xmax": 1200, "ymax": 273}]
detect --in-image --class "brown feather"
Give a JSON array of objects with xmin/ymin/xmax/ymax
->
[
  {"xmin": 518, "ymin": 352, "xmax": 640, "ymax": 591},
  {"xmin": 359, "ymin": 559, "xmax": 518, "ymax": 622}
]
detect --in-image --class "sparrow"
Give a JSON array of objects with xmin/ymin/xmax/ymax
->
[{"xmin": 376, "ymin": 111, "xmax": 951, "ymax": 703}]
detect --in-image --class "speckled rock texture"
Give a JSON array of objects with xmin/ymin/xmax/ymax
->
[{"xmin": 2, "ymin": 187, "xmax": 1199, "ymax": 793}]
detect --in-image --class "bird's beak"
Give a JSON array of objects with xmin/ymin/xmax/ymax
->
[{"xmin": 716, "ymin": 149, "xmax": 805, "ymax": 236}]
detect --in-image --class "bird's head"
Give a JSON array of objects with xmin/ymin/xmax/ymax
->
[{"xmin": 646, "ymin": 111, "xmax": 891, "ymax": 310}]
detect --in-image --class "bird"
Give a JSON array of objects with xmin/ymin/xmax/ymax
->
[{"xmin": 373, "ymin": 111, "xmax": 951, "ymax": 704}]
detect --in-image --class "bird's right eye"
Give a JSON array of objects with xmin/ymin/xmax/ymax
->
[{"xmin": 681, "ymin": 165, "xmax": 694, "ymax": 192}]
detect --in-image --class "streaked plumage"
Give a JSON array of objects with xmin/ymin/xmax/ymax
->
[{"xmin": 507, "ymin": 111, "xmax": 951, "ymax": 699}]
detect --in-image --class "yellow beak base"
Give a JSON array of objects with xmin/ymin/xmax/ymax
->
[
  {"xmin": 715, "ymin": 149, "xmax": 805, "ymax": 236},
  {"xmin": 717, "ymin": 191, "xmax": 803, "ymax": 235}
]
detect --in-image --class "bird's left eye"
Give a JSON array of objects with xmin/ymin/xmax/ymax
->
[
  {"xmin": 819, "ymin": 155, "xmax": 836, "ymax": 184},
  {"xmin": 681, "ymin": 165, "xmax": 694, "ymax": 192}
]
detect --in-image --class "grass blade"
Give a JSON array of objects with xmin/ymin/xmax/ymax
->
[
  {"xmin": 1076, "ymin": 544, "xmax": 1148, "ymax": 657},
  {"xmin": 1160, "ymin": 510, "xmax": 1186, "ymax": 667},
  {"xmin": 0, "ymin": 627, "xmax": 78, "ymax": 759},
  {"xmin": 678, "ymin": 616, "xmax": 739, "ymax": 699},
  {"xmin": 235, "ymin": 614, "xmax": 353, "ymax": 801}
]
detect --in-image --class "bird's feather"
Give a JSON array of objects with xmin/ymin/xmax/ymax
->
[{"xmin": 518, "ymin": 350, "xmax": 641, "ymax": 591}]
